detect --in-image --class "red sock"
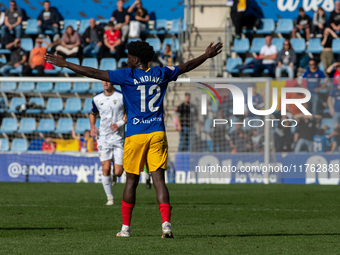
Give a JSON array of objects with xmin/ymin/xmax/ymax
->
[
  {"xmin": 122, "ymin": 201, "xmax": 135, "ymax": 226},
  {"xmin": 159, "ymin": 203, "xmax": 172, "ymax": 223}
]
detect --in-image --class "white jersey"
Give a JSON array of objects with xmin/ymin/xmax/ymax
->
[{"xmin": 91, "ymin": 90, "xmax": 125, "ymax": 144}]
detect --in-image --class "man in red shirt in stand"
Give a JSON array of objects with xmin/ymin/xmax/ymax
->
[{"xmin": 99, "ymin": 21, "xmax": 123, "ymax": 61}]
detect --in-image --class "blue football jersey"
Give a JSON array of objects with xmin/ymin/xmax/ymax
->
[
  {"xmin": 313, "ymin": 135, "xmax": 328, "ymax": 153},
  {"xmin": 108, "ymin": 66, "xmax": 180, "ymax": 137}
]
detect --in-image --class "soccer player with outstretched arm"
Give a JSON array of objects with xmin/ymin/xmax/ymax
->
[{"xmin": 45, "ymin": 41, "xmax": 223, "ymax": 238}]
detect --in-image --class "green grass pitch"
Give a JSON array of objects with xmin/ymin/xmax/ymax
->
[{"xmin": 1, "ymin": 183, "xmax": 340, "ymax": 254}]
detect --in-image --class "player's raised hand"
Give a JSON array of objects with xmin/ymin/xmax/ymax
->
[
  {"xmin": 45, "ymin": 51, "xmax": 67, "ymax": 67},
  {"xmin": 205, "ymin": 42, "xmax": 223, "ymax": 58},
  {"xmin": 90, "ymin": 126, "xmax": 97, "ymax": 137}
]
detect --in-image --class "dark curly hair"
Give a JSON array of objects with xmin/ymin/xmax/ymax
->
[{"xmin": 127, "ymin": 41, "xmax": 155, "ymax": 64}]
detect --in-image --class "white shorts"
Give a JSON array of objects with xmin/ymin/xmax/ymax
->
[{"xmin": 97, "ymin": 141, "xmax": 124, "ymax": 165}]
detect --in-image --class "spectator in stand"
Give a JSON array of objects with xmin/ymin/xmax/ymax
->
[
  {"xmin": 230, "ymin": 0, "xmax": 247, "ymax": 39},
  {"xmin": 275, "ymin": 39, "xmax": 296, "ymax": 79},
  {"xmin": 254, "ymin": 35, "xmax": 277, "ymax": 78},
  {"xmin": 99, "ymin": 21, "xmax": 123, "ymax": 60},
  {"xmin": 294, "ymin": 116, "xmax": 317, "ymax": 153},
  {"xmin": 330, "ymin": 1, "xmax": 340, "ymax": 33},
  {"xmin": 326, "ymin": 63, "xmax": 340, "ymax": 125},
  {"xmin": 210, "ymin": 109, "xmax": 229, "ymax": 152},
  {"xmin": 230, "ymin": 123, "xmax": 253, "ymax": 153},
  {"xmin": 128, "ymin": 0, "xmax": 150, "ymax": 38},
  {"xmin": 312, "ymin": 7, "xmax": 327, "ymax": 37},
  {"xmin": 287, "ymin": 84, "xmax": 308, "ymax": 118},
  {"xmin": 29, "ymin": 37, "xmax": 50, "ymax": 76},
  {"xmin": 42, "ymin": 137, "xmax": 56, "ymax": 154},
  {"xmin": 251, "ymin": 128, "xmax": 264, "ymax": 153},
  {"xmin": 328, "ymin": 127, "xmax": 340, "ymax": 153},
  {"xmin": 292, "ymin": 8, "xmax": 311, "ymax": 42},
  {"xmin": 274, "ymin": 116, "xmax": 294, "ymax": 152},
  {"xmin": 246, "ymin": 83, "xmax": 264, "ymax": 118},
  {"xmin": 302, "ymin": 59, "xmax": 327, "ymax": 115},
  {"xmin": 0, "ymin": 38, "xmax": 26, "ymax": 76},
  {"xmin": 313, "ymin": 128, "xmax": 329, "ymax": 152},
  {"xmin": 111, "ymin": 0, "xmax": 130, "ymax": 43},
  {"xmin": 321, "ymin": 28, "xmax": 338, "ymax": 78},
  {"xmin": 37, "ymin": 0, "xmax": 60, "ymax": 40},
  {"xmin": 56, "ymin": 25, "xmax": 81, "ymax": 58},
  {"xmin": 1, "ymin": 1, "xmax": 22, "ymax": 43},
  {"xmin": 82, "ymin": 18, "xmax": 104, "ymax": 58},
  {"xmin": 158, "ymin": 44, "xmax": 176, "ymax": 66},
  {"xmin": 176, "ymin": 92, "xmax": 199, "ymax": 152},
  {"xmin": 72, "ymin": 127, "xmax": 95, "ymax": 153}
]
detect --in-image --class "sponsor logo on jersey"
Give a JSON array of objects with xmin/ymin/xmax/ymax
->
[
  {"xmin": 114, "ymin": 100, "xmax": 117, "ymax": 105},
  {"xmin": 133, "ymin": 118, "xmax": 140, "ymax": 125},
  {"xmin": 132, "ymin": 117, "xmax": 162, "ymax": 125}
]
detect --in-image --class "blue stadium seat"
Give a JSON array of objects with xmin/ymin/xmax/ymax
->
[
  {"xmin": 306, "ymin": 38, "xmax": 323, "ymax": 53},
  {"xmin": 25, "ymin": 19, "xmax": 38, "ymax": 34},
  {"xmin": 118, "ymin": 58, "xmax": 128, "ymax": 68},
  {"xmin": 275, "ymin": 19, "xmax": 294, "ymax": 34},
  {"xmin": 89, "ymin": 82, "xmax": 103, "ymax": 93},
  {"xmin": 319, "ymin": 61, "xmax": 324, "ymax": 72},
  {"xmin": 250, "ymin": 38, "xmax": 265, "ymax": 53},
  {"xmin": 0, "ymin": 97, "xmax": 8, "ymax": 113},
  {"xmin": 18, "ymin": 118, "xmax": 36, "ymax": 134},
  {"xmin": 44, "ymin": 65, "xmax": 62, "ymax": 75},
  {"xmin": 233, "ymin": 38, "xmax": 250, "ymax": 54},
  {"xmin": 16, "ymin": 82, "xmax": 35, "ymax": 92},
  {"xmin": 290, "ymin": 38, "xmax": 306, "ymax": 54},
  {"xmin": 11, "ymin": 138, "xmax": 28, "ymax": 152},
  {"xmin": 62, "ymin": 58, "xmax": 80, "ymax": 74},
  {"xmin": 99, "ymin": 58, "xmax": 117, "ymax": 70},
  {"xmin": 0, "ymin": 48, "xmax": 11, "ymax": 54},
  {"xmin": 321, "ymin": 118, "xmax": 334, "ymax": 134},
  {"xmin": 162, "ymin": 38, "xmax": 179, "ymax": 53},
  {"xmin": 243, "ymin": 57, "xmax": 255, "ymax": 74},
  {"xmin": 21, "ymin": 38, "xmax": 34, "ymax": 52},
  {"xmin": 61, "ymin": 19, "xmax": 78, "ymax": 33},
  {"xmin": 203, "ymin": 118, "xmax": 212, "ymax": 134},
  {"xmin": 114, "ymin": 85, "xmax": 122, "ymax": 92},
  {"xmin": 71, "ymin": 82, "xmax": 90, "ymax": 93},
  {"xmin": 55, "ymin": 118, "xmax": 73, "ymax": 134},
  {"xmin": 37, "ymin": 118, "xmax": 55, "ymax": 133},
  {"xmin": 8, "ymin": 97, "xmax": 25, "ymax": 113},
  {"xmin": 81, "ymin": 98, "xmax": 92, "ymax": 113},
  {"xmin": 225, "ymin": 57, "xmax": 242, "ymax": 73},
  {"xmin": 44, "ymin": 98, "xmax": 63, "ymax": 113},
  {"xmin": 145, "ymin": 38, "xmax": 161, "ymax": 52},
  {"xmin": 82, "ymin": 58, "xmax": 98, "ymax": 69},
  {"xmin": 168, "ymin": 19, "xmax": 179, "ymax": 34},
  {"xmin": 332, "ymin": 38, "xmax": 340, "ymax": 54},
  {"xmin": 63, "ymin": 98, "xmax": 82, "ymax": 113},
  {"xmin": 272, "ymin": 38, "xmax": 285, "ymax": 52},
  {"xmin": 256, "ymin": 18, "xmax": 275, "ymax": 34},
  {"xmin": 75, "ymin": 118, "xmax": 91, "ymax": 134},
  {"xmin": 52, "ymin": 82, "xmax": 71, "ymax": 93},
  {"xmin": 0, "ymin": 118, "xmax": 18, "ymax": 133},
  {"xmin": 26, "ymin": 97, "xmax": 45, "ymax": 114},
  {"xmin": 0, "ymin": 138, "xmax": 9, "ymax": 152},
  {"xmin": 0, "ymin": 82, "xmax": 16, "ymax": 92},
  {"xmin": 150, "ymin": 19, "xmax": 168, "ymax": 35},
  {"xmin": 79, "ymin": 19, "xmax": 90, "ymax": 34},
  {"xmin": 34, "ymin": 82, "xmax": 53, "ymax": 93}
]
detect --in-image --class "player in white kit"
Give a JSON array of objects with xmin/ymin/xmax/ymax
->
[{"xmin": 90, "ymin": 81, "xmax": 126, "ymax": 205}]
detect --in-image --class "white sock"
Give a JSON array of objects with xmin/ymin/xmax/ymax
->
[
  {"xmin": 102, "ymin": 175, "xmax": 112, "ymax": 197},
  {"xmin": 122, "ymin": 224, "xmax": 130, "ymax": 231}
]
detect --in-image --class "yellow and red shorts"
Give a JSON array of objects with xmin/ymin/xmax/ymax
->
[{"xmin": 123, "ymin": 131, "xmax": 168, "ymax": 175}]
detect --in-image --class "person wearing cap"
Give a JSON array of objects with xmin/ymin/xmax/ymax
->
[
  {"xmin": 0, "ymin": 38, "xmax": 26, "ymax": 76},
  {"xmin": 29, "ymin": 37, "xmax": 50, "ymax": 76},
  {"xmin": 175, "ymin": 92, "xmax": 199, "ymax": 152},
  {"xmin": 99, "ymin": 21, "xmax": 123, "ymax": 60}
]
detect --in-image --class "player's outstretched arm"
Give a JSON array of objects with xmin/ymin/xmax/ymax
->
[
  {"xmin": 177, "ymin": 42, "xmax": 223, "ymax": 75},
  {"xmin": 45, "ymin": 52, "xmax": 110, "ymax": 82}
]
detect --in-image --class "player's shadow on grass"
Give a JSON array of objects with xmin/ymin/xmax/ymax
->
[
  {"xmin": 183, "ymin": 233, "xmax": 340, "ymax": 238},
  {"xmin": 0, "ymin": 227, "xmax": 71, "ymax": 231}
]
